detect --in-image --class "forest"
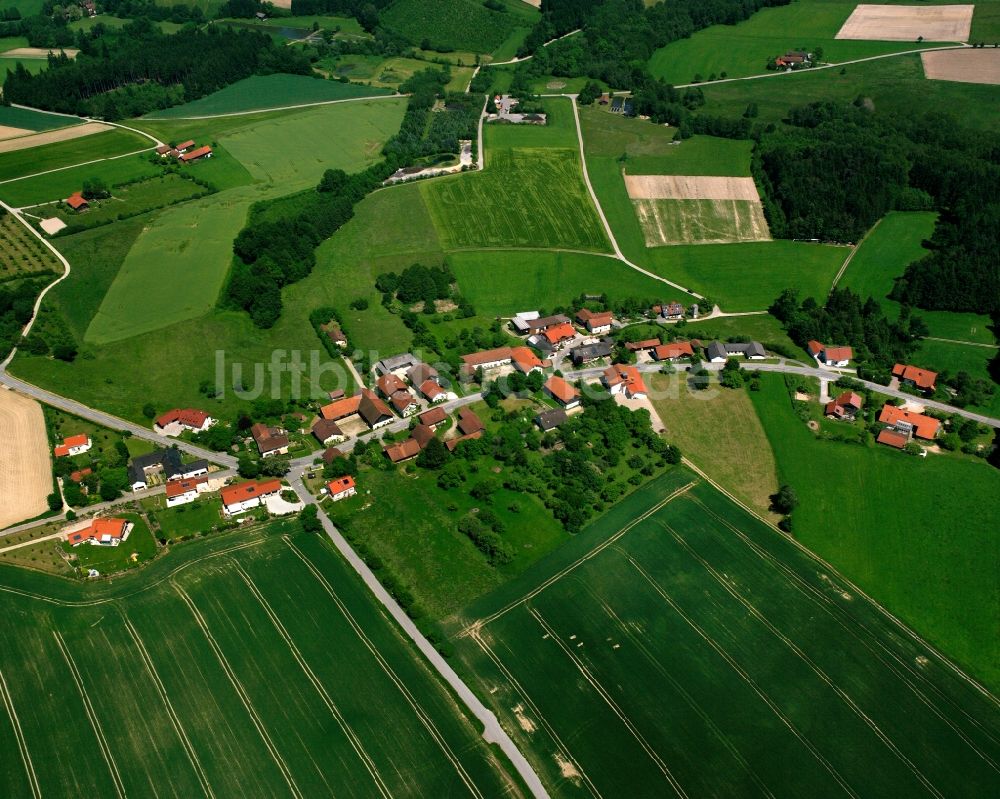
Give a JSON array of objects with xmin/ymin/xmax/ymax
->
[{"xmin": 3, "ymin": 23, "xmax": 310, "ymax": 118}]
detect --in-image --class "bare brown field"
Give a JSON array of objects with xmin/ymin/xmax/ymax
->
[
  {"xmin": 0, "ymin": 125, "xmax": 33, "ymax": 141},
  {"xmin": 634, "ymin": 198, "xmax": 771, "ymax": 246},
  {"xmin": 922, "ymin": 47, "xmax": 1000, "ymax": 84},
  {"xmin": 1, "ymin": 47, "xmax": 79, "ymax": 58},
  {"xmin": 0, "ymin": 390, "xmax": 52, "ymax": 530},
  {"xmin": 0, "ymin": 122, "xmax": 110, "ymax": 155},
  {"xmin": 624, "ymin": 173, "xmax": 761, "ymax": 201},
  {"xmin": 835, "ymin": 4, "xmax": 973, "ymax": 41}
]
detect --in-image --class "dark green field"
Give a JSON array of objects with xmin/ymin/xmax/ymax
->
[
  {"xmin": 0, "ymin": 524, "xmax": 523, "ymax": 797},
  {"xmin": 449, "ymin": 469, "xmax": 1000, "ymax": 797},
  {"xmin": 380, "ymin": 0, "xmax": 536, "ymax": 55}
]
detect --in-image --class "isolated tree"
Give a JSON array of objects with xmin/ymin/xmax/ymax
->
[
  {"xmin": 47, "ymin": 492, "xmax": 62, "ymax": 512},
  {"xmin": 770, "ymin": 484, "xmax": 799, "ymax": 515},
  {"xmin": 719, "ymin": 358, "xmax": 745, "ymax": 389},
  {"xmin": 299, "ymin": 505, "xmax": 322, "ymax": 533}
]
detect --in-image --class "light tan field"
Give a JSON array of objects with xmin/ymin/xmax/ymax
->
[
  {"xmin": 634, "ymin": 198, "xmax": 771, "ymax": 246},
  {"xmin": 269, "ymin": 0, "xmax": 292, "ymax": 7},
  {"xmin": 624, "ymin": 173, "xmax": 761, "ymax": 201},
  {"xmin": 922, "ymin": 47, "xmax": 1000, "ymax": 84},
  {"xmin": 0, "ymin": 122, "xmax": 110, "ymax": 155},
  {"xmin": 835, "ymin": 4, "xmax": 973, "ymax": 41},
  {"xmin": 0, "ymin": 125, "xmax": 32, "ymax": 141},
  {"xmin": 1, "ymin": 46, "xmax": 79, "ymax": 58},
  {"xmin": 0, "ymin": 390, "xmax": 52, "ymax": 530}
]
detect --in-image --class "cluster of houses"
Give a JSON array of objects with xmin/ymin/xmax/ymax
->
[
  {"xmin": 487, "ymin": 95, "xmax": 547, "ymax": 125},
  {"xmin": 155, "ymin": 139, "xmax": 212, "ymax": 163},
  {"xmin": 383, "ymin": 405, "xmax": 485, "ymax": 464}
]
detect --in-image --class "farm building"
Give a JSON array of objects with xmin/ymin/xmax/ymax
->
[
  {"xmin": 654, "ymin": 341, "xmax": 694, "ymax": 361},
  {"xmin": 625, "ymin": 339, "xmax": 660, "ymax": 353},
  {"xmin": 179, "ymin": 145, "xmax": 212, "ymax": 163},
  {"xmin": 878, "ymin": 404, "xmax": 941, "ymax": 440},
  {"xmin": 706, "ymin": 340, "xmax": 766, "ymax": 362},
  {"xmin": 65, "ymin": 517, "xmax": 133, "ymax": 547},
  {"xmin": 825, "ymin": 391, "xmax": 863, "ymax": 420},
  {"xmin": 221, "ymin": 479, "xmax": 282, "ymax": 516},
  {"xmin": 155, "ymin": 144, "xmax": 171, "ymax": 156},
  {"xmin": 384, "ymin": 437, "xmax": 421, "ymax": 464},
  {"xmin": 519, "ymin": 314, "xmax": 570, "ymax": 335},
  {"xmin": 892, "ymin": 363, "xmax": 937, "ymax": 393},
  {"xmin": 456, "ymin": 408, "xmax": 484, "ymax": 436},
  {"xmin": 154, "ymin": 407, "xmax": 214, "ymax": 435},
  {"xmin": 808, "ymin": 340, "xmax": 852, "ymax": 367},
  {"xmin": 876, "ymin": 429, "xmax": 909, "ymax": 450},
  {"xmin": 321, "ymin": 447, "xmax": 345, "ymax": 464},
  {"xmin": 408, "ymin": 362, "xmax": 439, "ymax": 387},
  {"xmin": 544, "ymin": 376, "xmax": 580, "ymax": 409},
  {"xmin": 375, "ymin": 352, "xmax": 420, "ymax": 376},
  {"xmin": 54, "ymin": 434, "xmax": 91, "ymax": 458},
  {"xmin": 251, "ymin": 423, "xmax": 290, "ymax": 458},
  {"xmin": 165, "ymin": 476, "xmax": 209, "ymax": 508},
  {"xmin": 461, "ymin": 346, "xmax": 515, "ymax": 375},
  {"xmin": 570, "ymin": 339, "xmax": 613, "ymax": 366},
  {"xmin": 534, "ymin": 322, "xmax": 576, "ymax": 352},
  {"xmin": 320, "ymin": 390, "xmax": 394, "ymax": 430},
  {"xmin": 64, "ymin": 193, "xmax": 88, "ymax": 212},
  {"xmin": 327, "ymin": 476, "xmax": 356, "ymax": 502},
  {"xmin": 419, "ymin": 407, "xmax": 448, "ymax": 428},
  {"xmin": 511, "ymin": 311, "xmax": 540, "ymax": 334},
  {"xmin": 176, "ymin": 140, "xmax": 195, "ymax": 153},
  {"xmin": 312, "ymin": 418, "xmax": 346, "ymax": 446},
  {"xmin": 603, "ymin": 364, "xmax": 648, "ymax": 399},
  {"xmin": 575, "ymin": 309, "xmax": 615, "ymax": 335},
  {"xmin": 129, "ymin": 449, "xmax": 208, "ymax": 491},
  {"xmin": 419, "ymin": 380, "xmax": 455, "ymax": 403}
]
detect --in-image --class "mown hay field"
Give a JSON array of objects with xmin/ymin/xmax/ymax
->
[
  {"xmin": 633, "ymin": 198, "xmax": 771, "ymax": 245},
  {"xmin": 0, "ymin": 128, "xmax": 149, "ymax": 183},
  {"xmin": 450, "ymin": 468, "xmax": 1000, "ymax": 797},
  {"xmin": 0, "ymin": 525, "xmax": 522, "ymax": 798},
  {"xmin": 0, "ymin": 390, "xmax": 51, "ymax": 530},
  {"xmin": 421, "ymin": 148, "xmax": 611, "ymax": 252}
]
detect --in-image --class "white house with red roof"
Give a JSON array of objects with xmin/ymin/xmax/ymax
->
[
  {"xmin": 326, "ymin": 475, "xmax": 356, "ymax": 502},
  {"xmin": 575, "ymin": 309, "xmax": 615, "ymax": 335},
  {"xmin": 165, "ymin": 476, "xmax": 209, "ymax": 507},
  {"xmin": 892, "ymin": 363, "xmax": 937, "ymax": 393},
  {"xmin": 807, "ymin": 340, "xmax": 853, "ymax": 367},
  {"xmin": 220, "ymin": 479, "xmax": 282, "ymax": 516},
  {"xmin": 154, "ymin": 408, "xmax": 215, "ymax": 436},
  {"xmin": 65, "ymin": 517, "xmax": 133, "ymax": 547},
  {"xmin": 602, "ymin": 364, "xmax": 648, "ymax": 399},
  {"xmin": 54, "ymin": 434, "xmax": 91, "ymax": 458}
]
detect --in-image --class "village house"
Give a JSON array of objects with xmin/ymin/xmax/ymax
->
[
  {"xmin": 322, "ymin": 446, "xmax": 345, "ymax": 464},
  {"xmin": 707, "ymin": 340, "xmax": 766, "ymax": 362},
  {"xmin": 461, "ymin": 346, "xmax": 514, "ymax": 375},
  {"xmin": 603, "ymin": 364, "xmax": 648, "ymax": 399},
  {"xmin": 447, "ymin": 408, "xmax": 485, "ymax": 451},
  {"xmin": 658, "ymin": 301, "xmax": 685, "ymax": 320},
  {"xmin": 377, "ymin": 373, "xmax": 419, "ymax": 416},
  {"xmin": 54, "ymin": 434, "xmax": 91, "ymax": 458},
  {"xmin": 825, "ymin": 391, "xmax": 863, "ymax": 420},
  {"xmin": 570, "ymin": 339, "xmax": 613, "ymax": 367},
  {"xmin": 411, "ymin": 423, "xmax": 436, "ymax": 450},
  {"xmin": 66, "ymin": 517, "xmax": 133, "ymax": 547},
  {"xmin": 129, "ymin": 449, "xmax": 208, "ymax": 491},
  {"xmin": 653, "ymin": 341, "xmax": 694, "ymax": 362},
  {"xmin": 625, "ymin": 339, "xmax": 660, "ymax": 353},
  {"xmin": 165, "ymin": 476, "xmax": 209, "ymax": 508},
  {"xmin": 375, "ymin": 352, "xmax": 420, "ymax": 376},
  {"xmin": 418, "ymin": 380, "xmax": 457, "ymax": 403},
  {"xmin": 892, "ymin": 363, "xmax": 937, "ymax": 393},
  {"xmin": 407, "ymin": 362, "xmax": 439, "ymax": 387},
  {"xmin": 221, "ymin": 479, "xmax": 282, "ymax": 516},
  {"xmin": 511, "ymin": 346, "xmax": 548, "ymax": 374},
  {"xmin": 384, "ymin": 437, "xmax": 421, "ymax": 464},
  {"xmin": 878, "ymin": 404, "xmax": 941, "ymax": 440},
  {"xmin": 154, "ymin": 407, "xmax": 214, "ymax": 435},
  {"xmin": 877, "ymin": 429, "xmax": 909, "ymax": 450},
  {"xmin": 251, "ymin": 422, "xmax": 290, "ymax": 458},
  {"xmin": 320, "ymin": 390, "xmax": 394, "ymax": 430},
  {"xmin": 155, "ymin": 144, "xmax": 172, "ymax": 156},
  {"xmin": 179, "ymin": 145, "xmax": 212, "ymax": 163},
  {"xmin": 575, "ymin": 309, "xmax": 615, "ymax": 335},
  {"xmin": 418, "ymin": 406, "xmax": 448, "ymax": 428},
  {"xmin": 327, "ymin": 475, "xmax": 356, "ymax": 502},
  {"xmin": 544, "ymin": 376, "xmax": 581, "ymax": 409},
  {"xmin": 65, "ymin": 192, "xmax": 88, "ymax": 212},
  {"xmin": 532, "ymin": 322, "xmax": 576, "ymax": 352},
  {"xmin": 808, "ymin": 340, "xmax": 853, "ymax": 367},
  {"xmin": 521, "ymin": 314, "xmax": 570, "ymax": 335},
  {"xmin": 311, "ymin": 418, "xmax": 345, "ymax": 446},
  {"xmin": 534, "ymin": 407, "xmax": 568, "ymax": 432}
]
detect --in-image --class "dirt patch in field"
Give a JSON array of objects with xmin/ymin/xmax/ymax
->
[
  {"xmin": 39, "ymin": 217, "xmax": 67, "ymax": 235},
  {"xmin": 554, "ymin": 752, "xmax": 581, "ymax": 781},
  {"xmin": 624, "ymin": 174, "xmax": 761, "ymax": 201},
  {"xmin": 921, "ymin": 48, "xmax": 1000, "ymax": 84},
  {"xmin": 546, "ymin": 80, "xmax": 566, "ymax": 89},
  {"xmin": 512, "ymin": 703, "xmax": 537, "ymax": 733},
  {"xmin": 0, "ymin": 125, "xmax": 32, "ymax": 141},
  {"xmin": 0, "ymin": 122, "xmax": 112, "ymax": 155},
  {"xmin": 0, "ymin": 390, "xmax": 52, "ymax": 530},
  {"xmin": 633, "ymin": 198, "xmax": 771, "ymax": 246},
  {"xmin": 2, "ymin": 46, "xmax": 79, "ymax": 58},
  {"xmin": 835, "ymin": 5, "xmax": 973, "ymax": 42}
]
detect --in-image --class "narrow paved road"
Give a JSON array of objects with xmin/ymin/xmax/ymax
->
[{"xmin": 287, "ymin": 466, "xmax": 549, "ymax": 798}]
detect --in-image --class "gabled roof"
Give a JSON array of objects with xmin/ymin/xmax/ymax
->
[
  {"xmin": 653, "ymin": 341, "xmax": 693, "ymax": 360},
  {"xmin": 377, "ymin": 373, "xmax": 408, "ymax": 397},
  {"xmin": 327, "ymin": 475, "xmax": 355, "ymax": 494},
  {"xmin": 65, "ymin": 192, "xmax": 87, "ymax": 209},
  {"xmin": 70, "ymin": 467, "xmax": 92, "ymax": 483},
  {"xmin": 876, "ymin": 429, "xmax": 908, "ymax": 449},
  {"xmin": 807, "ymin": 340, "xmax": 823, "ymax": 357},
  {"xmin": 461, "ymin": 347, "xmax": 512, "ymax": 368},
  {"xmin": 419, "ymin": 406, "xmax": 447, "ymax": 427},
  {"xmin": 511, "ymin": 346, "xmax": 546, "ymax": 372},
  {"xmin": 165, "ymin": 476, "xmax": 206, "ymax": 498},
  {"xmin": 525, "ymin": 314, "xmax": 569, "ymax": 332},
  {"xmin": 156, "ymin": 408, "xmax": 210, "ymax": 428},
  {"xmin": 706, "ymin": 341, "xmax": 728, "ymax": 360},
  {"xmin": 251, "ymin": 422, "xmax": 289, "ymax": 453},
  {"xmin": 892, "ymin": 363, "xmax": 937, "ymax": 390},
  {"xmin": 420, "ymin": 380, "xmax": 446, "ymax": 401},
  {"xmin": 823, "ymin": 345, "xmax": 853, "ymax": 362},
  {"xmin": 878, "ymin": 404, "xmax": 940, "ymax": 439},
  {"xmin": 576, "ymin": 309, "xmax": 614, "ymax": 329},
  {"xmin": 543, "ymin": 322, "xmax": 576, "ymax": 345},
  {"xmin": 390, "ymin": 390, "xmax": 417, "ymax": 413},
  {"xmin": 312, "ymin": 418, "xmax": 344, "ymax": 443},
  {"xmin": 446, "ymin": 431, "xmax": 482, "ymax": 451},
  {"xmin": 358, "ymin": 389, "xmax": 393, "ymax": 426},
  {"xmin": 457, "ymin": 408, "xmax": 484, "ymax": 436},
  {"xmin": 534, "ymin": 408, "xmax": 568, "ymax": 431},
  {"xmin": 544, "ymin": 375, "xmax": 579, "ymax": 405},
  {"xmin": 179, "ymin": 145, "xmax": 211, "ymax": 162},
  {"xmin": 322, "ymin": 447, "xmax": 345, "ymax": 464},
  {"xmin": 625, "ymin": 339, "xmax": 660, "ymax": 351},
  {"xmin": 321, "ymin": 394, "xmax": 362, "ymax": 421},
  {"xmin": 603, "ymin": 364, "xmax": 647, "ymax": 396},
  {"xmin": 176, "ymin": 140, "xmax": 195, "ymax": 151},
  {"xmin": 411, "ymin": 423, "xmax": 436, "ymax": 449},
  {"xmin": 384, "ymin": 437, "xmax": 420, "ymax": 463},
  {"xmin": 408, "ymin": 363, "xmax": 438, "ymax": 386},
  {"xmin": 375, "ymin": 352, "xmax": 419, "ymax": 374},
  {"xmin": 66, "ymin": 517, "xmax": 129, "ymax": 545},
  {"xmin": 220, "ymin": 479, "xmax": 281, "ymax": 507}
]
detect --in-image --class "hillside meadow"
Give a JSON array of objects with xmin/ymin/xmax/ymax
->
[
  {"xmin": 0, "ymin": 128, "xmax": 150, "ymax": 182},
  {"xmin": 749, "ymin": 374, "xmax": 1000, "ymax": 688}
]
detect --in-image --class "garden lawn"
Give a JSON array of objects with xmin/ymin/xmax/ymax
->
[
  {"xmin": 144, "ymin": 73, "xmax": 392, "ymax": 118},
  {"xmin": 63, "ymin": 513, "xmax": 157, "ymax": 573},
  {"xmin": 0, "ymin": 153, "xmax": 162, "ymax": 207},
  {"xmin": 840, "ymin": 212, "xmax": 996, "ymax": 344},
  {"xmin": 151, "ymin": 498, "xmax": 224, "ymax": 540},
  {"xmin": 648, "ymin": 0, "xmax": 953, "ymax": 84},
  {"xmin": 749, "ymin": 374, "xmax": 1000, "ymax": 688},
  {"xmin": 449, "ymin": 249, "xmax": 667, "ymax": 316},
  {"xmin": 0, "ymin": 128, "xmax": 150, "ymax": 182},
  {"xmin": 421, "ymin": 148, "xmax": 610, "ymax": 252}
]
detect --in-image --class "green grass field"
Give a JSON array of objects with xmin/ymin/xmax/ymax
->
[
  {"xmin": 0, "ymin": 56, "xmax": 44, "ymax": 86},
  {"xmin": 484, "ymin": 97, "xmax": 578, "ymax": 150},
  {"xmin": 421, "ymin": 148, "xmax": 610, "ymax": 252},
  {"xmin": 85, "ymin": 100, "xmax": 406, "ymax": 344},
  {"xmin": 145, "ymin": 74, "xmax": 393, "ymax": 118},
  {"xmin": 840, "ymin": 212, "xmax": 996, "ymax": 344},
  {"xmin": 380, "ymin": 0, "xmax": 535, "ymax": 54},
  {"xmin": 449, "ymin": 249, "xmax": 669, "ymax": 316},
  {"xmin": 0, "ymin": 105, "xmax": 71, "ymax": 134},
  {"xmin": 749, "ymin": 374, "xmax": 1000, "ymax": 686},
  {"xmin": 0, "ymin": 128, "xmax": 150, "ymax": 183},
  {"xmin": 626, "ymin": 136, "xmax": 753, "ymax": 177},
  {"xmin": 0, "ymin": 524, "xmax": 522, "ymax": 797},
  {"xmin": 633, "ymin": 198, "xmax": 771, "ymax": 245},
  {"xmin": 912, "ymin": 338, "xmax": 1000, "ymax": 417},
  {"xmin": 449, "ymin": 467, "xmax": 1000, "ymax": 795},
  {"xmin": 0, "ymin": 154, "xmax": 163, "ymax": 207},
  {"xmin": 648, "ymin": 0, "xmax": 953, "ymax": 84}
]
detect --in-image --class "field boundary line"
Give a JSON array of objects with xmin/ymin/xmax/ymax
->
[
  {"xmin": 658, "ymin": 520, "xmax": 948, "ymax": 796},
  {"xmin": 463, "ymin": 480, "xmax": 697, "ymax": 633},
  {"xmin": 0, "ymin": 667, "xmax": 41, "ymax": 799},
  {"xmin": 173, "ymin": 582, "xmax": 304, "ymax": 799},
  {"xmin": 682, "ymin": 458, "xmax": 1000, "ymax": 711},
  {"xmin": 283, "ymin": 539, "xmax": 485, "ymax": 799},
  {"xmin": 528, "ymin": 607, "xmax": 688, "ymax": 798},
  {"xmin": 0, "ymin": 147, "xmax": 156, "ymax": 188},
  {"xmin": 231, "ymin": 563, "xmax": 394, "ymax": 799},
  {"xmin": 142, "ymin": 92, "xmax": 404, "ymax": 121},
  {"xmin": 467, "ymin": 627, "xmax": 602, "ymax": 799},
  {"xmin": 830, "ymin": 217, "xmax": 880, "ymax": 292},
  {"xmin": 120, "ymin": 613, "xmax": 216, "ymax": 799},
  {"xmin": 924, "ymin": 336, "xmax": 998, "ymax": 349},
  {"xmin": 622, "ymin": 554, "xmax": 860, "ymax": 798},
  {"xmin": 52, "ymin": 630, "xmax": 127, "ymax": 799},
  {"xmin": 594, "ymin": 595, "xmax": 776, "ymax": 798},
  {"xmin": 685, "ymin": 493, "xmax": 1000, "ymax": 754}
]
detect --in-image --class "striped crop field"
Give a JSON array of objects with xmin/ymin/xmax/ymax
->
[
  {"xmin": 447, "ymin": 469, "xmax": 1000, "ymax": 797},
  {"xmin": 0, "ymin": 523, "xmax": 523, "ymax": 798}
]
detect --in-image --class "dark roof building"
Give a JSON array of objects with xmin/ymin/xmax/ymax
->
[
  {"xmin": 534, "ymin": 408, "xmax": 568, "ymax": 432},
  {"xmin": 569, "ymin": 339, "xmax": 613, "ymax": 366}
]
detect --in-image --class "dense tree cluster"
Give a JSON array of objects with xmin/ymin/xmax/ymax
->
[
  {"xmin": 376, "ymin": 263, "xmax": 454, "ymax": 306},
  {"xmin": 4, "ymin": 23, "xmax": 310, "ymax": 118},
  {"xmin": 383, "ymin": 71, "xmax": 478, "ymax": 165},
  {"xmin": 770, "ymin": 287, "xmax": 926, "ymax": 380},
  {"xmin": 0, "ymin": 278, "xmax": 47, "ymax": 359}
]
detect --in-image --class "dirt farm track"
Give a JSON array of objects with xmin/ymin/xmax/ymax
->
[
  {"xmin": 922, "ymin": 48, "xmax": 1000, "ymax": 84},
  {"xmin": 0, "ymin": 389, "xmax": 51, "ymax": 530}
]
